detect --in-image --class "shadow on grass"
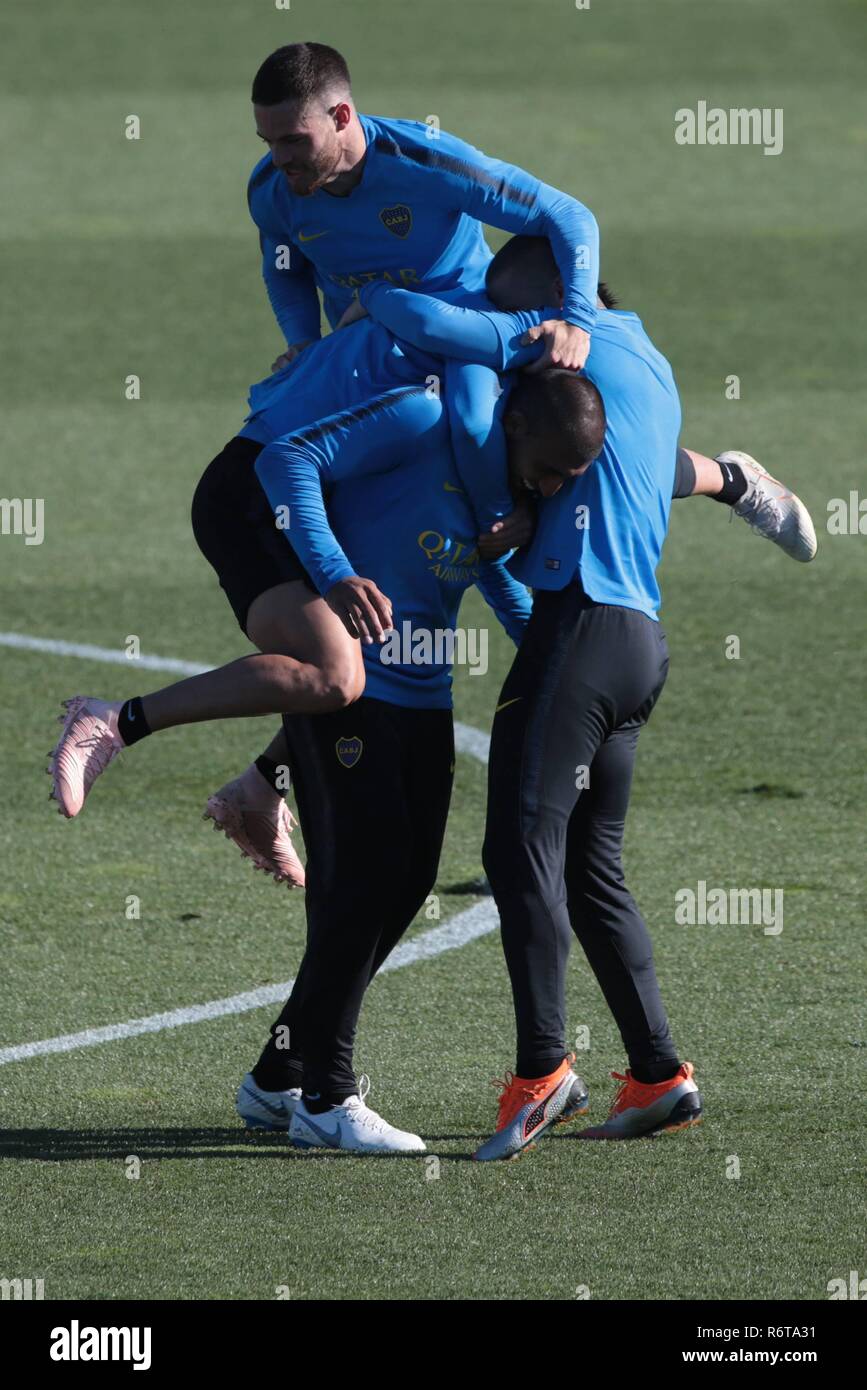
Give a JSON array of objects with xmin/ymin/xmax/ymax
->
[{"xmin": 0, "ymin": 1128, "xmax": 480, "ymax": 1162}]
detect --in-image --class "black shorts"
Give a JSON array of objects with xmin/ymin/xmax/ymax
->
[{"xmin": 190, "ymin": 435, "xmax": 315, "ymax": 635}]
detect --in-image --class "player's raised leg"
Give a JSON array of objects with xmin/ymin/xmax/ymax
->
[
  {"xmin": 676, "ymin": 446, "xmax": 817, "ymax": 562},
  {"xmin": 48, "ymin": 578, "xmax": 373, "ymax": 822},
  {"xmin": 47, "ymin": 417, "xmax": 395, "ymax": 828}
]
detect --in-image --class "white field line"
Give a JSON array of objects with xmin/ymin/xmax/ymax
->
[
  {"xmin": 0, "ymin": 900, "xmax": 499, "ymax": 1066},
  {"xmin": 0, "ymin": 630, "xmax": 496, "ymax": 1066},
  {"xmin": 0, "ymin": 630, "xmax": 491, "ymax": 762}
]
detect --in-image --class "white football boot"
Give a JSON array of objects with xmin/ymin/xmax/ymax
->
[
  {"xmin": 718, "ymin": 451, "xmax": 817, "ymax": 562},
  {"xmin": 235, "ymin": 1072, "xmax": 301, "ymax": 1131},
  {"xmin": 289, "ymin": 1076, "xmax": 426, "ymax": 1155}
]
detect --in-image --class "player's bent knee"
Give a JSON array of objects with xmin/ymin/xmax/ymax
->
[{"xmin": 314, "ymin": 661, "xmax": 365, "ymax": 710}]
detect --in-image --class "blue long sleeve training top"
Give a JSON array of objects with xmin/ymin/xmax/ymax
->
[
  {"xmin": 253, "ymin": 385, "xmax": 532, "ymax": 708},
  {"xmin": 238, "ymin": 288, "xmax": 543, "ymax": 531},
  {"xmin": 354, "ymin": 285, "xmax": 682, "ymax": 618},
  {"xmin": 248, "ymin": 113, "xmax": 598, "ymax": 346}
]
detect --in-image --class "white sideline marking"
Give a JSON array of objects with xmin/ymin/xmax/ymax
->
[
  {"xmin": 0, "ymin": 631, "xmax": 208, "ymax": 678},
  {"xmin": 0, "ymin": 629, "xmax": 495, "ymax": 1065},
  {"xmin": 0, "ymin": 630, "xmax": 491, "ymax": 762},
  {"xmin": 0, "ymin": 900, "xmax": 499, "ymax": 1066},
  {"xmin": 453, "ymin": 721, "xmax": 491, "ymax": 763}
]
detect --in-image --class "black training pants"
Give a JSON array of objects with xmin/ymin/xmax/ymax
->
[
  {"xmin": 482, "ymin": 584, "xmax": 679, "ymax": 1079},
  {"xmin": 257, "ymin": 697, "xmax": 454, "ymax": 1098}
]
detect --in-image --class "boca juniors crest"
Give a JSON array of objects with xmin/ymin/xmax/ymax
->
[
  {"xmin": 379, "ymin": 204, "xmax": 412, "ymax": 238},
  {"xmin": 335, "ymin": 736, "xmax": 363, "ymax": 768}
]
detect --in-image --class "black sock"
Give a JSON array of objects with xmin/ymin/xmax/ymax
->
[
  {"xmin": 711, "ymin": 458, "xmax": 747, "ymax": 506},
  {"xmin": 515, "ymin": 1054, "xmax": 568, "ymax": 1081},
  {"xmin": 254, "ymin": 754, "xmax": 283, "ymax": 794},
  {"xmin": 302, "ymin": 1086, "xmax": 357, "ymax": 1113},
  {"xmin": 631, "ymin": 1060, "xmax": 682, "ymax": 1085},
  {"xmin": 117, "ymin": 696, "xmax": 151, "ymax": 747},
  {"xmin": 252, "ymin": 1056, "xmax": 303, "ymax": 1093}
]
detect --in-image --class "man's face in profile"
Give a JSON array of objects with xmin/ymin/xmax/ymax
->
[{"xmin": 254, "ymin": 100, "xmax": 343, "ymax": 196}]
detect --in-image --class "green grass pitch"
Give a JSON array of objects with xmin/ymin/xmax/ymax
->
[{"xmin": 0, "ymin": 0, "xmax": 865, "ymax": 1300}]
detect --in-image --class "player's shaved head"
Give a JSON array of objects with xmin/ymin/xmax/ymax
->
[
  {"xmin": 509, "ymin": 370, "xmax": 606, "ymax": 464},
  {"xmin": 252, "ymin": 43, "xmax": 352, "ymax": 109},
  {"xmin": 505, "ymin": 370, "xmax": 606, "ymax": 498},
  {"xmin": 487, "ymin": 235, "xmax": 617, "ymax": 312}
]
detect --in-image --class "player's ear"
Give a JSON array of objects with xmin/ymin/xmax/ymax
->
[{"xmin": 332, "ymin": 101, "xmax": 353, "ymax": 132}]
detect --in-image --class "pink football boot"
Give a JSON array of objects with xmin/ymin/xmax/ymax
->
[
  {"xmin": 204, "ymin": 764, "xmax": 305, "ymax": 889},
  {"xmin": 49, "ymin": 696, "xmax": 125, "ymax": 817}
]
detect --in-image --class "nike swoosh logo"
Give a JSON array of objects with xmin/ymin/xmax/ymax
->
[
  {"xmin": 495, "ymin": 697, "xmax": 523, "ymax": 714},
  {"xmin": 242, "ymin": 1084, "xmax": 288, "ymax": 1119},
  {"xmin": 297, "ymin": 230, "xmax": 329, "ymax": 243},
  {"xmin": 300, "ymin": 1113, "xmax": 341, "ymax": 1147},
  {"xmin": 443, "ymin": 481, "xmax": 464, "ymax": 494},
  {"xmin": 126, "ymin": 702, "xmax": 136, "ymax": 721}
]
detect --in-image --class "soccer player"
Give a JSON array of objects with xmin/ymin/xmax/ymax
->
[
  {"xmin": 247, "ymin": 42, "xmax": 599, "ymax": 374},
  {"xmin": 349, "ymin": 238, "xmax": 808, "ymax": 1158},
  {"xmin": 468, "ymin": 283, "xmax": 701, "ymax": 1159}
]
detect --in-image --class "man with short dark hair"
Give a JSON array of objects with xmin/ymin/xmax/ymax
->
[
  {"xmin": 349, "ymin": 237, "xmax": 755, "ymax": 1158},
  {"xmin": 248, "ymin": 42, "xmax": 599, "ymax": 375},
  {"xmin": 504, "ymin": 371, "xmax": 607, "ymax": 495},
  {"xmin": 471, "ymin": 301, "xmax": 703, "ymax": 1159}
]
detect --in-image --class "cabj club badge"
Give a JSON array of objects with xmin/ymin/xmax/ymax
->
[
  {"xmin": 379, "ymin": 204, "xmax": 412, "ymax": 238},
  {"xmin": 336, "ymin": 736, "xmax": 363, "ymax": 768}
]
